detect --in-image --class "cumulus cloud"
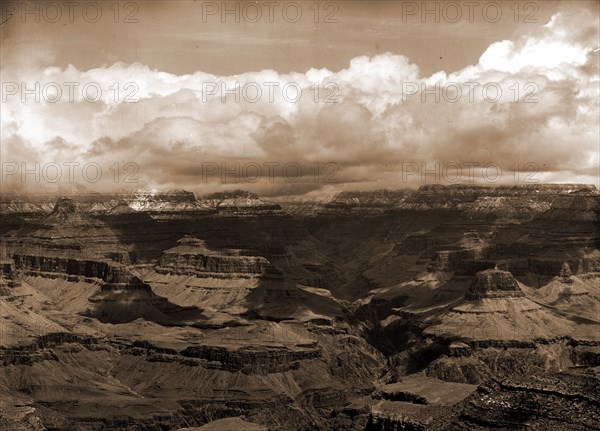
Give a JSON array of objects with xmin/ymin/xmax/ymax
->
[{"xmin": 1, "ymin": 10, "xmax": 598, "ymax": 195}]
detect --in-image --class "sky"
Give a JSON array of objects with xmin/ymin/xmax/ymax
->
[{"xmin": 0, "ymin": 0, "xmax": 599, "ymax": 196}]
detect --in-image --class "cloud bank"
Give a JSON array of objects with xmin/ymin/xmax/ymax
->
[{"xmin": 1, "ymin": 10, "xmax": 598, "ymax": 196}]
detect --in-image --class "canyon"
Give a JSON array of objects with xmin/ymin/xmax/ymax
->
[{"xmin": 0, "ymin": 185, "xmax": 598, "ymax": 430}]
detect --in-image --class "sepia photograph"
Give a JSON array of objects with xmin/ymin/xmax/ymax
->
[{"xmin": 0, "ymin": 1, "xmax": 599, "ymax": 429}]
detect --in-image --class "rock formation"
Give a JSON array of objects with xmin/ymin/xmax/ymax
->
[
  {"xmin": 559, "ymin": 262, "xmax": 574, "ymax": 283},
  {"xmin": 157, "ymin": 237, "xmax": 269, "ymax": 277},
  {"xmin": 0, "ymin": 185, "xmax": 598, "ymax": 430},
  {"xmin": 465, "ymin": 269, "xmax": 525, "ymax": 299}
]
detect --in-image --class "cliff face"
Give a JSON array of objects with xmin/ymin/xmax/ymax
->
[
  {"xmin": 318, "ymin": 184, "xmax": 597, "ymax": 214},
  {"xmin": 180, "ymin": 344, "xmax": 321, "ymax": 374},
  {"xmin": 0, "ymin": 260, "xmax": 21, "ymax": 292},
  {"xmin": 12, "ymin": 255, "xmax": 133, "ymax": 283},
  {"xmin": 159, "ymin": 253, "xmax": 268, "ymax": 276},
  {"xmin": 465, "ymin": 269, "xmax": 525, "ymax": 299},
  {"xmin": 157, "ymin": 237, "xmax": 269, "ymax": 276}
]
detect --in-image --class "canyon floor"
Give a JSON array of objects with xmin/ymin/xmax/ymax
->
[{"xmin": 0, "ymin": 185, "xmax": 599, "ymax": 430}]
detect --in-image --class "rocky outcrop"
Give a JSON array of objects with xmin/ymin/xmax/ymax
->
[
  {"xmin": 428, "ymin": 231, "xmax": 490, "ymax": 274},
  {"xmin": 0, "ymin": 333, "xmax": 98, "ymax": 365},
  {"xmin": 572, "ymin": 346, "xmax": 600, "ymax": 366},
  {"xmin": 430, "ymin": 248, "xmax": 488, "ymax": 273},
  {"xmin": 157, "ymin": 237, "xmax": 269, "ymax": 277},
  {"xmin": 0, "ymin": 397, "xmax": 47, "ymax": 431},
  {"xmin": 45, "ymin": 197, "xmax": 80, "ymax": 222},
  {"xmin": 365, "ymin": 412, "xmax": 425, "ymax": 431},
  {"xmin": 465, "ymin": 269, "xmax": 525, "ymax": 299},
  {"xmin": 447, "ymin": 341, "xmax": 472, "ymax": 357},
  {"xmin": 559, "ymin": 262, "xmax": 574, "ymax": 283},
  {"xmin": 123, "ymin": 338, "xmax": 321, "ymax": 375},
  {"xmin": 445, "ymin": 373, "xmax": 600, "ymax": 430},
  {"xmin": 366, "ymin": 376, "xmax": 477, "ymax": 430},
  {"xmin": 0, "ymin": 260, "xmax": 21, "ymax": 291},
  {"xmin": 108, "ymin": 199, "xmax": 137, "ymax": 214}
]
